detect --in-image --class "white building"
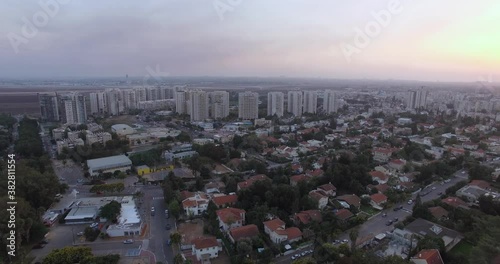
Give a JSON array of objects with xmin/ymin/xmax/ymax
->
[
  {"xmin": 238, "ymin": 92, "xmax": 259, "ymax": 119},
  {"xmin": 210, "ymin": 91, "xmax": 230, "ymax": 119},
  {"xmin": 407, "ymin": 89, "xmax": 428, "ymax": 110},
  {"xmin": 111, "ymin": 124, "xmax": 136, "ymax": 136},
  {"xmin": 267, "ymin": 92, "xmax": 285, "ymax": 117},
  {"xmin": 324, "ymin": 90, "xmax": 337, "ymax": 114},
  {"xmin": 87, "ymin": 155, "xmax": 132, "ymax": 176},
  {"xmin": 134, "ymin": 87, "xmax": 147, "ymax": 103},
  {"xmin": 105, "ymin": 88, "xmax": 123, "ymax": 115},
  {"xmin": 60, "ymin": 92, "xmax": 87, "ymax": 125},
  {"xmin": 287, "ymin": 91, "xmax": 303, "ymax": 116},
  {"xmin": 175, "ymin": 91, "xmax": 187, "ymax": 114},
  {"xmin": 303, "ymin": 91, "xmax": 318, "ymax": 114},
  {"xmin": 192, "ymin": 237, "xmax": 222, "ymax": 262},
  {"xmin": 216, "ymin": 208, "xmax": 246, "ymax": 232},
  {"xmin": 182, "ymin": 192, "xmax": 209, "ymax": 216},
  {"xmin": 189, "ymin": 90, "xmax": 210, "ymax": 122},
  {"xmin": 122, "ymin": 89, "xmax": 137, "ymax": 110}
]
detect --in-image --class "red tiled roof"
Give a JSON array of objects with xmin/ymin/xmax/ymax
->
[
  {"xmin": 412, "ymin": 249, "xmax": 444, "ymax": 264},
  {"xmin": 290, "ymin": 174, "xmax": 310, "ymax": 184},
  {"xmin": 180, "ymin": 191, "xmax": 195, "ymax": 201},
  {"xmin": 442, "ymin": 197, "xmax": 468, "ymax": 209},
  {"xmin": 318, "ymin": 183, "xmax": 336, "ymax": 192},
  {"xmin": 192, "ymin": 237, "xmax": 218, "ymax": 249},
  {"xmin": 370, "ymin": 193, "xmax": 388, "ymax": 204},
  {"xmin": 295, "ymin": 210, "xmax": 323, "ymax": 225},
  {"xmin": 238, "ymin": 174, "xmax": 269, "ymax": 189},
  {"xmin": 469, "ymin": 180, "xmax": 490, "ymax": 190},
  {"xmin": 212, "ymin": 194, "xmax": 238, "ymax": 207},
  {"xmin": 390, "ymin": 159, "xmax": 405, "ymax": 165},
  {"xmin": 229, "ymin": 225, "xmax": 259, "ymax": 242},
  {"xmin": 335, "ymin": 209, "xmax": 354, "ymax": 221},
  {"xmin": 428, "ymin": 206, "xmax": 448, "ymax": 219},
  {"xmin": 216, "ymin": 208, "xmax": 245, "ymax": 224},
  {"xmin": 182, "ymin": 200, "xmax": 197, "ymax": 208},
  {"xmin": 337, "ymin": 194, "xmax": 361, "ymax": 207},
  {"xmin": 284, "ymin": 227, "xmax": 302, "ymax": 240},
  {"xmin": 309, "ymin": 190, "xmax": 327, "ymax": 202},
  {"xmin": 369, "ymin": 171, "xmax": 388, "ymax": 181},
  {"xmin": 374, "ymin": 184, "xmax": 390, "ymax": 193},
  {"xmin": 307, "ymin": 169, "xmax": 324, "ymax": 177},
  {"xmin": 263, "ymin": 218, "xmax": 285, "ymax": 231}
]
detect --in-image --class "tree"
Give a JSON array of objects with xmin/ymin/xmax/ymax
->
[
  {"xmin": 468, "ymin": 164, "xmax": 494, "ymax": 181},
  {"xmin": 349, "ymin": 228, "xmax": 359, "ymax": 252},
  {"xmin": 42, "ymin": 246, "xmax": 93, "ymax": 264},
  {"xmin": 99, "ymin": 201, "xmax": 122, "ymax": 222},
  {"xmin": 170, "ymin": 232, "xmax": 182, "ymax": 247},
  {"xmin": 237, "ymin": 239, "xmax": 253, "ymax": 256},
  {"xmin": 168, "ymin": 200, "xmax": 181, "ymax": 219},
  {"xmin": 412, "ymin": 195, "xmax": 432, "ymax": 220}
]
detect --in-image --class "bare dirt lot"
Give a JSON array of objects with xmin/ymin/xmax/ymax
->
[{"xmin": 177, "ymin": 220, "xmax": 204, "ymax": 245}]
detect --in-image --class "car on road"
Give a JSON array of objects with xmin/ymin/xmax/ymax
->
[
  {"xmin": 77, "ymin": 179, "xmax": 84, "ymax": 183},
  {"xmin": 89, "ymin": 223, "xmax": 98, "ymax": 228},
  {"xmin": 291, "ymin": 255, "xmax": 297, "ymax": 260},
  {"xmin": 342, "ymin": 239, "xmax": 349, "ymax": 244},
  {"xmin": 333, "ymin": 240, "xmax": 341, "ymax": 244},
  {"xmin": 432, "ymin": 187, "xmax": 436, "ymax": 190},
  {"xmin": 76, "ymin": 232, "xmax": 84, "ymax": 236},
  {"xmin": 386, "ymin": 220, "xmax": 393, "ymax": 226},
  {"xmin": 393, "ymin": 217, "xmax": 399, "ymax": 222},
  {"xmin": 444, "ymin": 179, "xmax": 451, "ymax": 183},
  {"xmin": 165, "ymin": 224, "xmax": 171, "ymax": 230},
  {"xmin": 407, "ymin": 199, "xmax": 413, "ymax": 205},
  {"xmin": 393, "ymin": 205, "xmax": 403, "ymax": 211},
  {"xmin": 382, "ymin": 213, "xmax": 387, "ymax": 217},
  {"xmin": 123, "ymin": 239, "xmax": 134, "ymax": 244}
]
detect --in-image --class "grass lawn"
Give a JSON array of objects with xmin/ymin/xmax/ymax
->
[
  {"xmin": 449, "ymin": 240, "xmax": 474, "ymax": 255},
  {"xmin": 360, "ymin": 205, "xmax": 380, "ymax": 216}
]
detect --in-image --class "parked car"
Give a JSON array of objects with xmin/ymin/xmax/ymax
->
[
  {"xmin": 76, "ymin": 232, "xmax": 84, "ymax": 236},
  {"xmin": 167, "ymin": 239, "xmax": 172, "ymax": 245},
  {"xmin": 386, "ymin": 220, "xmax": 393, "ymax": 226},
  {"xmin": 89, "ymin": 223, "xmax": 98, "ymax": 228},
  {"xmin": 123, "ymin": 239, "xmax": 134, "ymax": 244},
  {"xmin": 407, "ymin": 200, "xmax": 413, "ymax": 205},
  {"xmin": 382, "ymin": 213, "xmax": 387, "ymax": 217},
  {"xmin": 342, "ymin": 239, "xmax": 349, "ymax": 243},
  {"xmin": 393, "ymin": 217, "xmax": 399, "ymax": 222},
  {"xmin": 165, "ymin": 224, "xmax": 171, "ymax": 230}
]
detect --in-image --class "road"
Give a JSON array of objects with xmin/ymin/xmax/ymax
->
[{"xmin": 274, "ymin": 170, "xmax": 469, "ymax": 264}]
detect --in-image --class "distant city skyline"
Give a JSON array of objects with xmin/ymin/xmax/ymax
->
[{"xmin": 1, "ymin": 1, "xmax": 499, "ymax": 82}]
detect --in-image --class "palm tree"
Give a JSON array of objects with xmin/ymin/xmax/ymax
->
[{"xmin": 170, "ymin": 232, "xmax": 182, "ymax": 248}]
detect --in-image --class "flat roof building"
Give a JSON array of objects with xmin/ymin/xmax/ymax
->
[{"xmin": 87, "ymin": 155, "xmax": 132, "ymax": 176}]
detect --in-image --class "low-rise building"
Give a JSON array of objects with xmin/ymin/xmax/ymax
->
[
  {"xmin": 370, "ymin": 193, "xmax": 388, "ymax": 209},
  {"xmin": 229, "ymin": 224, "xmax": 260, "ymax": 243},
  {"xmin": 191, "ymin": 237, "xmax": 222, "ymax": 262},
  {"xmin": 87, "ymin": 155, "xmax": 132, "ymax": 176},
  {"xmin": 216, "ymin": 208, "xmax": 246, "ymax": 232},
  {"xmin": 263, "ymin": 218, "xmax": 302, "ymax": 244},
  {"xmin": 182, "ymin": 192, "xmax": 209, "ymax": 216},
  {"xmin": 411, "ymin": 249, "xmax": 444, "ymax": 264}
]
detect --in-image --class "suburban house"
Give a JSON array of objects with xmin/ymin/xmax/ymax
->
[
  {"xmin": 337, "ymin": 194, "xmax": 361, "ymax": 209},
  {"xmin": 455, "ymin": 185, "xmax": 489, "ymax": 202},
  {"xmin": 182, "ymin": 192, "xmax": 210, "ymax": 216},
  {"xmin": 404, "ymin": 218, "xmax": 463, "ymax": 251},
  {"xmin": 309, "ymin": 190, "xmax": 329, "ymax": 209},
  {"xmin": 228, "ymin": 224, "xmax": 260, "ymax": 243},
  {"xmin": 369, "ymin": 171, "xmax": 389, "ymax": 185},
  {"xmin": 216, "ymin": 208, "xmax": 246, "ymax": 232},
  {"xmin": 411, "ymin": 249, "xmax": 444, "ymax": 264},
  {"xmin": 428, "ymin": 206, "xmax": 449, "ymax": 221},
  {"xmin": 373, "ymin": 148, "xmax": 395, "ymax": 162},
  {"xmin": 191, "ymin": 237, "xmax": 222, "ymax": 262},
  {"xmin": 290, "ymin": 174, "xmax": 311, "ymax": 187},
  {"xmin": 211, "ymin": 194, "xmax": 238, "ymax": 208},
  {"xmin": 317, "ymin": 183, "xmax": 337, "ymax": 197},
  {"xmin": 370, "ymin": 193, "xmax": 388, "ymax": 209},
  {"xmin": 237, "ymin": 174, "xmax": 270, "ymax": 191},
  {"xmin": 263, "ymin": 218, "xmax": 303, "ymax": 244},
  {"xmin": 293, "ymin": 210, "xmax": 323, "ymax": 225},
  {"xmin": 389, "ymin": 159, "xmax": 406, "ymax": 172},
  {"xmin": 335, "ymin": 208, "xmax": 354, "ymax": 222},
  {"xmin": 441, "ymin": 197, "xmax": 469, "ymax": 210}
]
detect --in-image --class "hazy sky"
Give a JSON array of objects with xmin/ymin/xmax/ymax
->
[{"xmin": 0, "ymin": 0, "xmax": 499, "ymax": 81}]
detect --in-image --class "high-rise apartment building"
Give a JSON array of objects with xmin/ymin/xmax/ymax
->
[
  {"xmin": 122, "ymin": 89, "xmax": 137, "ymax": 110},
  {"xmin": 238, "ymin": 92, "xmax": 259, "ymax": 119},
  {"xmin": 303, "ymin": 91, "xmax": 318, "ymax": 114},
  {"xmin": 324, "ymin": 90, "xmax": 337, "ymax": 114},
  {"xmin": 267, "ymin": 92, "xmax": 284, "ymax": 117},
  {"xmin": 287, "ymin": 91, "xmax": 303, "ymax": 116},
  {"xmin": 210, "ymin": 91, "xmax": 230, "ymax": 119},
  {"xmin": 188, "ymin": 90, "xmax": 209, "ymax": 122},
  {"xmin": 175, "ymin": 91, "xmax": 187, "ymax": 114},
  {"xmin": 146, "ymin": 87, "xmax": 159, "ymax": 101},
  {"xmin": 60, "ymin": 92, "xmax": 87, "ymax": 124},
  {"xmin": 407, "ymin": 89, "xmax": 428, "ymax": 110},
  {"xmin": 105, "ymin": 89, "xmax": 122, "ymax": 115},
  {"xmin": 38, "ymin": 93, "xmax": 60, "ymax": 121},
  {"xmin": 134, "ymin": 87, "xmax": 147, "ymax": 103}
]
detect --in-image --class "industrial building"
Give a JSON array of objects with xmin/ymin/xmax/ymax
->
[{"xmin": 87, "ymin": 155, "xmax": 132, "ymax": 176}]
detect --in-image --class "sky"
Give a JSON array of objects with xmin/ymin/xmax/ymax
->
[{"xmin": 0, "ymin": 0, "xmax": 499, "ymax": 82}]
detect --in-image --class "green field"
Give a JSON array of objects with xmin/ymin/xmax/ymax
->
[
  {"xmin": 360, "ymin": 205, "xmax": 380, "ymax": 216},
  {"xmin": 449, "ymin": 240, "xmax": 474, "ymax": 255}
]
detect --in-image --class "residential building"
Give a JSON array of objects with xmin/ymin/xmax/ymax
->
[
  {"xmin": 210, "ymin": 91, "xmax": 230, "ymax": 119},
  {"xmin": 188, "ymin": 90, "xmax": 209, "ymax": 122},
  {"xmin": 263, "ymin": 218, "xmax": 302, "ymax": 244},
  {"xmin": 369, "ymin": 171, "xmax": 389, "ymax": 184},
  {"xmin": 303, "ymin": 91, "xmax": 318, "ymax": 114},
  {"xmin": 238, "ymin": 92, "xmax": 259, "ymax": 119},
  {"xmin": 411, "ymin": 249, "xmax": 444, "ymax": 264},
  {"xmin": 211, "ymin": 194, "xmax": 238, "ymax": 208},
  {"xmin": 38, "ymin": 93, "xmax": 60, "ymax": 121},
  {"xmin": 293, "ymin": 210, "xmax": 322, "ymax": 225},
  {"xmin": 373, "ymin": 148, "xmax": 395, "ymax": 163},
  {"xmin": 237, "ymin": 174, "xmax": 270, "ymax": 191},
  {"xmin": 404, "ymin": 218, "xmax": 463, "ymax": 251},
  {"xmin": 175, "ymin": 91, "xmax": 187, "ymax": 114},
  {"xmin": 229, "ymin": 224, "xmax": 260, "ymax": 243},
  {"xmin": 335, "ymin": 208, "xmax": 354, "ymax": 222},
  {"xmin": 105, "ymin": 88, "xmax": 123, "ymax": 115},
  {"xmin": 182, "ymin": 192, "xmax": 209, "ymax": 216},
  {"xmin": 407, "ymin": 89, "xmax": 428, "ymax": 110},
  {"xmin": 428, "ymin": 206, "xmax": 449, "ymax": 221},
  {"xmin": 287, "ymin": 91, "xmax": 303, "ymax": 116},
  {"xmin": 267, "ymin": 92, "xmax": 285, "ymax": 117},
  {"xmin": 324, "ymin": 90, "xmax": 337, "ymax": 114},
  {"xmin": 309, "ymin": 190, "xmax": 329, "ymax": 209},
  {"xmin": 60, "ymin": 92, "xmax": 87, "ymax": 125},
  {"xmin": 216, "ymin": 208, "xmax": 246, "ymax": 232},
  {"xmin": 337, "ymin": 194, "xmax": 361, "ymax": 209},
  {"xmin": 191, "ymin": 237, "xmax": 221, "ymax": 262},
  {"xmin": 370, "ymin": 193, "xmax": 388, "ymax": 209}
]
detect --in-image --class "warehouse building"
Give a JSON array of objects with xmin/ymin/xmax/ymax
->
[{"xmin": 87, "ymin": 155, "xmax": 132, "ymax": 176}]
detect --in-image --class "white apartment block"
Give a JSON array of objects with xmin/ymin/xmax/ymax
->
[
  {"xmin": 324, "ymin": 90, "xmax": 337, "ymax": 114},
  {"xmin": 175, "ymin": 91, "xmax": 187, "ymax": 114},
  {"xmin": 122, "ymin": 89, "xmax": 137, "ymax": 110},
  {"xmin": 287, "ymin": 91, "xmax": 303, "ymax": 116},
  {"xmin": 238, "ymin": 92, "xmax": 259, "ymax": 119},
  {"xmin": 210, "ymin": 91, "xmax": 230, "ymax": 119},
  {"xmin": 60, "ymin": 92, "xmax": 87, "ymax": 125},
  {"xmin": 189, "ymin": 90, "xmax": 209, "ymax": 122},
  {"xmin": 407, "ymin": 89, "xmax": 428, "ymax": 110},
  {"xmin": 303, "ymin": 91, "xmax": 318, "ymax": 114},
  {"xmin": 105, "ymin": 89, "xmax": 123, "ymax": 115},
  {"xmin": 134, "ymin": 87, "xmax": 147, "ymax": 103},
  {"xmin": 267, "ymin": 92, "xmax": 285, "ymax": 117}
]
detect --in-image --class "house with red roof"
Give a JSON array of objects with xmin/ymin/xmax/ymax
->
[
  {"xmin": 441, "ymin": 197, "xmax": 469, "ymax": 210},
  {"xmin": 306, "ymin": 169, "xmax": 324, "ymax": 178},
  {"xmin": 293, "ymin": 210, "xmax": 323, "ymax": 226},
  {"xmin": 335, "ymin": 209, "xmax": 354, "ymax": 222},
  {"xmin": 191, "ymin": 236, "xmax": 222, "ymax": 262},
  {"xmin": 211, "ymin": 194, "xmax": 238, "ymax": 208},
  {"xmin": 337, "ymin": 194, "xmax": 361, "ymax": 209},
  {"xmin": 468, "ymin": 180, "xmax": 491, "ymax": 190},
  {"xmin": 317, "ymin": 183, "xmax": 337, "ymax": 197},
  {"xmin": 182, "ymin": 192, "xmax": 209, "ymax": 216},
  {"xmin": 263, "ymin": 218, "xmax": 302, "ymax": 244},
  {"xmin": 373, "ymin": 148, "xmax": 395, "ymax": 162},
  {"xmin": 237, "ymin": 174, "xmax": 270, "ymax": 191},
  {"xmin": 389, "ymin": 159, "xmax": 406, "ymax": 172},
  {"xmin": 370, "ymin": 193, "xmax": 388, "ymax": 209},
  {"xmin": 228, "ymin": 224, "xmax": 260, "ymax": 243},
  {"xmin": 369, "ymin": 171, "xmax": 389, "ymax": 184},
  {"xmin": 428, "ymin": 206, "xmax": 449, "ymax": 221},
  {"xmin": 290, "ymin": 174, "xmax": 311, "ymax": 187},
  {"xmin": 411, "ymin": 249, "xmax": 444, "ymax": 264},
  {"xmin": 216, "ymin": 208, "xmax": 246, "ymax": 232},
  {"xmin": 309, "ymin": 190, "xmax": 329, "ymax": 209}
]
